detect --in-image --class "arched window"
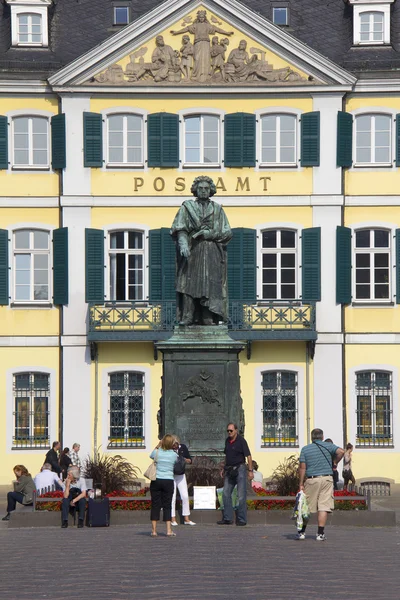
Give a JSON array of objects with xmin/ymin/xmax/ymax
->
[
  {"xmin": 184, "ymin": 114, "xmax": 220, "ymax": 165},
  {"xmin": 13, "ymin": 229, "xmax": 50, "ymax": 302},
  {"xmin": 12, "ymin": 116, "xmax": 49, "ymax": 168},
  {"xmin": 355, "ymin": 114, "xmax": 391, "ymax": 165},
  {"xmin": 360, "ymin": 11, "xmax": 384, "ymax": 43},
  {"xmin": 354, "ymin": 228, "xmax": 390, "ymax": 301},
  {"xmin": 261, "ymin": 370, "xmax": 298, "ymax": 447},
  {"xmin": 13, "ymin": 372, "xmax": 50, "ymax": 448},
  {"xmin": 261, "ymin": 229, "xmax": 297, "ymax": 299},
  {"xmin": 260, "ymin": 114, "xmax": 297, "ymax": 166},
  {"xmin": 356, "ymin": 370, "xmax": 392, "ymax": 447},
  {"xmin": 108, "ymin": 230, "xmax": 145, "ymax": 301},
  {"xmin": 108, "ymin": 371, "xmax": 145, "ymax": 448},
  {"xmin": 106, "ymin": 114, "xmax": 144, "ymax": 166}
]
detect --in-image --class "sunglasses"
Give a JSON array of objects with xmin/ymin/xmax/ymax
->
[{"xmin": 227, "ymin": 429, "xmax": 234, "ymax": 433}]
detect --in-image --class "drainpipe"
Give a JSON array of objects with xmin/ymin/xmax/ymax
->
[
  {"xmin": 305, "ymin": 342, "xmax": 311, "ymax": 443},
  {"xmin": 92, "ymin": 343, "xmax": 99, "ymax": 461},
  {"xmin": 57, "ymin": 94, "xmax": 64, "ymax": 447},
  {"xmin": 341, "ymin": 94, "xmax": 348, "ymax": 448}
]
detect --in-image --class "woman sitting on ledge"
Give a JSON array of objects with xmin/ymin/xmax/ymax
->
[{"xmin": 2, "ymin": 465, "xmax": 36, "ymax": 521}]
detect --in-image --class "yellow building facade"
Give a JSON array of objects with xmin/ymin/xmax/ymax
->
[{"xmin": 0, "ymin": 0, "xmax": 399, "ymax": 484}]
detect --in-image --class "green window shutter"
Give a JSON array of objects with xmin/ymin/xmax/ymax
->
[
  {"xmin": 83, "ymin": 112, "xmax": 103, "ymax": 167},
  {"xmin": 396, "ymin": 115, "xmax": 400, "ymax": 167},
  {"xmin": 301, "ymin": 227, "xmax": 321, "ymax": 302},
  {"xmin": 149, "ymin": 228, "xmax": 176, "ymax": 302},
  {"xmin": 337, "ymin": 111, "xmax": 353, "ymax": 168},
  {"xmin": 147, "ymin": 113, "xmax": 179, "ymax": 167},
  {"xmin": 224, "ymin": 113, "xmax": 256, "ymax": 167},
  {"xmin": 53, "ymin": 227, "xmax": 68, "ymax": 305},
  {"xmin": 336, "ymin": 226, "xmax": 352, "ymax": 304},
  {"xmin": 0, "ymin": 116, "xmax": 8, "ymax": 170},
  {"xmin": 51, "ymin": 113, "xmax": 66, "ymax": 170},
  {"xmin": 228, "ymin": 228, "xmax": 257, "ymax": 302},
  {"xmin": 396, "ymin": 229, "xmax": 400, "ymax": 304},
  {"xmin": 0, "ymin": 229, "xmax": 9, "ymax": 305},
  {"xmin": 300, "ymin": 111, "xmax": 320, "ymax": 167},
  {"xmin": 85, "ymin": 228, "xmax": 104, "ymax": 303}
]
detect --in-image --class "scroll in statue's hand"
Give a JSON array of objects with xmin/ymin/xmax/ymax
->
[
  {"xmin": 179, "ymin": 244, "xmax": 190, "ymax": 258},
  {"xmin": 192, "ymin": 229, "xmax": 211, "ymax": 240}
]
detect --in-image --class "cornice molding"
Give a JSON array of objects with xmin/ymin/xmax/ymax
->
[
  {"xmin": 48, "ymin": 0, "xmax": 356, "ymax": 88},
  {"xmin": 52, "ymin": 84, "xmax": 353, "ymax": 95}
]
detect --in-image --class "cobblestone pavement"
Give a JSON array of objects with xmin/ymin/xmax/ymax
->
[{"xmin": 0, "ymin": 523, "xmax": 398, "ymax": 600}]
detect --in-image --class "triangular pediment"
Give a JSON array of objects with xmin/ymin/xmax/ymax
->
[{"xmin": 49, "ymin": 0, "xmax": 356, "ymax": 89}]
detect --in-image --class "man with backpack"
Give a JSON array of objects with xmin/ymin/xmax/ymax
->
[{"xmin": 298, "ymin": 428, "xmax": 344, "ymax": 541}]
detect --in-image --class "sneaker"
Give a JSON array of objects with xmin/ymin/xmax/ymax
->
[
  {"xmin": 316, "ymin": 533, "xmax": 326, "ymax": 541},
  {"xmin": 184, "ymin": 521, "xmax": 196, "ymax": 526},
  {"xmin": 295, "ymin": 532, "xmax": 306, "ymax": 540},
  {"xmin": 2, "ymin": 513, "xmax": 10, "ymax": 522},
  {"xmin": 171, "ymin": 521, "xmax": 178, "ymax": 526}
]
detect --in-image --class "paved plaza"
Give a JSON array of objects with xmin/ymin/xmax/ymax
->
[{"xmin": 0, "ymin": 523, "xmax": 398, "ymax": 600}]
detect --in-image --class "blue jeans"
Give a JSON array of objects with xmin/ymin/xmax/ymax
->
[
  {"xmin": 7, "ymin": 491, "xmax": 24, "ymax": 513},
  {"xmin": 222, "ymin": 464, "xmax": 247, "ymax": 524},
  {"xmin": 62, "ymin": 495, "xmax": 86, "ymax": 522}
]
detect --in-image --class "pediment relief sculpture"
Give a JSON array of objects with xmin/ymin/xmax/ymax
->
[{"xmin": 91, "ymin": 10, "xmax": 312, "ymax": 86}]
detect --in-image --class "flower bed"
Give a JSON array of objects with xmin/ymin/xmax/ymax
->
[{"xmin": 35, "ymin": 488, "xmax": 366, "ymax": 511}]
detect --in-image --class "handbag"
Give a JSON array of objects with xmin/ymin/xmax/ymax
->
[
  {"xmin": 144, "ymin": 449, "xmax": 159, "ymax": 481},
  {"xmin": 174, "ymin": 454, "xmax": 186, "ymax": 476}
]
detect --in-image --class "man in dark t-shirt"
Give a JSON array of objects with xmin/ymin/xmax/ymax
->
[{"xmin": 217, "ymin": 423, "xmax": 253, "ymax": 526}]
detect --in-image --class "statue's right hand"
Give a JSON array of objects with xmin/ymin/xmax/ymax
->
[
  {"xmin": 180, "ymin": 244, "xmax": 190, "ymax": 258},
  {"xmin": 170, "ymin": 30, "xmax": 176, "ymax": 35}
]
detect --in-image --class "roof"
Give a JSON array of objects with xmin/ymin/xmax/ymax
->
[{"xmin": 0, "ymin": 0, "xmax": 399, "ymax": 80}]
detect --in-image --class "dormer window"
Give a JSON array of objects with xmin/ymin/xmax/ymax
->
[
  {"xmin": 114, "ymin": 6, "xmax": 129, "ymax": 26},
  {"xmin": 6, "ymin": 0, "xmax": 51, "ymax": 48},
  {"xmin": 348, "ymin": 0, "xmax": 395, "ymax": 46}
]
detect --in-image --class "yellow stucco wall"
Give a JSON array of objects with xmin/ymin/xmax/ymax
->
[
  {"xmin": 0, "ymin": 96, "xmax": 59, "ymax": 197},
  {"xmin": 90, "ymin": 96, "xmax": 313, "ymax": 197},
  {"xmin": 344, "ymin": 207, "xmax": 400, "ymax": 333},
  {"xmin": 345, "ymin": 344, "xmax": 399, "ymax": 482},
  {"xmin": 0, "ymin": 347, "xmax": 59, "ymax": 485},
  {"xmin": 0, "ymin": 208, "xmax": 60, "ymax": 336},
  {"xmin": 345, "ymin": 96, "xmax": 400, "ymax": 196}
]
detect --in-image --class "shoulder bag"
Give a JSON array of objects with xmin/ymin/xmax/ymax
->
[
  {"xmin": 144, "ymin": 449, "xmax": 159, "ymax": 481},
  {"xmin": 174, "ymin": 454, "xmax": 187, "ymax": 476}
]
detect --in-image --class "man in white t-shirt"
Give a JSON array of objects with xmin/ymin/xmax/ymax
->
[{"xmin": 34, "ymin": 463, "xmax": 65, "ymax": 496}]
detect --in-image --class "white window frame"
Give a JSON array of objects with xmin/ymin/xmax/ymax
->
[
  {"xmin": 113, "ymin": 5, "xmax": 129, "ymax": 25},
  {"xmin": 103, "ymin": 223, "xmax": 149, "ymax": 303},
  {"xmin": 354, "ymin": 113, "xmax": 392, "ymax": 167},
  {"xmin": 106, "ymin": 113, "xmax": 144, "ymax": 167},
  {"xmin": 351, "ymin": 2, "xmax": 393, "ymax": 46},
  {"xmin": 12, "ymin": 371, "xmax": 50, "ymax": 448},
  {"xmin": 183, "ymin": 113, "xmax": 221, "ymax": 168},
  {"xmin": 6, "ymin": 366, "xmax": 56, "ymax": 454},
  {"xmin": 260, "ymin": 228, "xmax": 298, "ymax": 300},
  {"xmin": 255, "ymin": 364, "xmax": 305, "ymax": 453},
  {"xmin": 11, "ymin": 114, "xmax": 50, "ymax": 170},
  {"xmin": 12, "ymin": 228, "xmax": 52, "ymax": 304},
  {"xmin": 272, "ymin": 6, "xmax": 288, "ymax": 26},
  {"xmin": 255, "ymin": 108, "xmax": 302, "ymax": 171},
  {"xmin": 348, "ymin": 363, "xmax": 398, "ymax": 453},
  {"xmin": 101, "ymin": 107, "xmax": 148, "ymax": 171},
  {"xmin": 261, "ymin": 369, "xmax": 299, "ymax": 448},
  {"xmin": 6, "ymin": 0, "xmax": 51, "ymax": 47},
  {"xmin": 352, "ymin": 226, "xmax": 394, "ymax": 304},
  {"xmin": 102, "ymin": 366, "xmax": 151, "ymax": 451},
  {"xmin": 108, "ymin": 370, "xmax": 145, "ymax": 448},
  {"xmin": 259, "ymin": 113, "xmax": 297, "ymax": 167},
  {"xmin": 108, "ymin": 230, "xmax": 146, "ymax": 302}
]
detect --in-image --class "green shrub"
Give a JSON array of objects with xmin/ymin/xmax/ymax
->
[
  {"xmin": 185, "ymin": 454, "xmax": 224, "ymax": 494},
  {"xmin": 83, "ymin": 451, "xmax": 140, "ymax": 495},
  {"xmin": 270, "ymin": 454, "xmax": 299, "ymax": 496}
]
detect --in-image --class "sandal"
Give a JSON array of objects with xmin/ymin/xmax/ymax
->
[
  {"xmin": 150, "ymin": 532, "xmax": 158, "ymax": 537},
  {"xmin": 166, "ymin": 532, "xmax": 176, "ymax": 537}
]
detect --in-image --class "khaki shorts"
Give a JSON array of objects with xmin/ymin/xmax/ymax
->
[{"xmin": 304, "ymin": 476, "xmax": 334, "ymax": 513}]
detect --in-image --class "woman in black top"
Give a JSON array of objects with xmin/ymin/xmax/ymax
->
[
  {"xmin": 171, "ymin": 437, "xmax": 196, "ymax": 526},
  {"xmin": 60, "ymin": 448, "xmax": 72, "ymax": 480}
]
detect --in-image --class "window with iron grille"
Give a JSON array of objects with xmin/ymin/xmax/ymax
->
[
  {"xmin": 262, "ymin": 370, "xmax": 298, "ymax": 447},
  {"xmin": 354, "ymin": 229, "xmax": 390, "ymax": 301},
  {"xmin": 356, "ymin": 370, "xmax": 393, "ymax": 447},
  {"xmin": 109, "ymin": 372, "xmax": 145, "ymax": 448},
  {"xmin": 261, "ymin": 229, "xmax": 297, "ymax": 299},
  {"xmin": 13, "ymin": 372, "xmax": 50, "ymax": 448},
  {"xmin": 108, "ymin": 231, "xmax": 145, "ymax": 301}
]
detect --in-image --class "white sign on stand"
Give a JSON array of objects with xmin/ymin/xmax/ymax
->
[{"xmin": 193, "ymin": 486, "xmax": 216, "ymax": 510}]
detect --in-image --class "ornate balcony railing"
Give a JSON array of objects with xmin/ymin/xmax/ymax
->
[{"xmin": 88, "ymin": 300, "xmax": 316, "ymax": 342}]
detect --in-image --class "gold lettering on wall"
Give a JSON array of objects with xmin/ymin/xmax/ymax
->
[
  {"xmin": 215, "ymin": 177, "xmax": 227, "ymax": 192},
  {"xmin": 175, "ymin": 177, "xmax": 186, "ymax": 192},
  {"xmin": 259, "ymin": 177, "xmax": 272, "ymax": 192},
  {"xmin": 153, "ymin": 177, "xmax": 165, "ymax": 192},
  {"xmin": 235, "ymin": 177, "xmax": 250, "ymax": 192},
  {"xmin": 133, "ymin": 177, "xmax": 144, "ymax": 192}
]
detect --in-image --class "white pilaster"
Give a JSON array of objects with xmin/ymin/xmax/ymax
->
[
  {"xmin": 63, "ymin": 206, "xmax": 91, "ymax": 336},
  {"xmin": 312, "ymin": 94, "xmax": 343, "ymax": 195},
  {"xmin": 62, "ymin": 345, "xmax": 92, "ymax": 460},
  {"xmin": 313, "ymin": 343, "xmax": 343, "ymax": 446},
  {"xmin": 61, "ymin": 95, "xmax": 91, "ymax": 197},
  {"xmin": 313, "ymin": 205, "xmax": 341, "ymax": 332}
]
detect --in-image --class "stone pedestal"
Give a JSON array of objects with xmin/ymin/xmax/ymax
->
[{"xmin": 156, "ymin": 326, "xmax": 245, "ymax": 454}]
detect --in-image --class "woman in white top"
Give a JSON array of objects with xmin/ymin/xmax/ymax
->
[{"xmin": 171, "ymin": 436, "xmax": 196, "ymax": 526}]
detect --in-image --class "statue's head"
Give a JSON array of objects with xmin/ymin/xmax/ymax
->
[
  {"xmin": 196, "ymin": 10, "xmax": 207, "ymax": 22},
  {"xmin": 239, "ymin": 40, "xmax": 247, "ymax": 51},
  {"xmin": 182, "ymin": 35, "xmax": 190, "ymax": 44},
  {"xmin": 212, "ymin": 36, "xmax": 218, "ymax": 44},
  {"xmin": 156, "ymin": 35, "xmax": 165, "ymax": 47},
  {"xmin": 191, "ymin": 175, "xmax": 216, "ymax": 199}
]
